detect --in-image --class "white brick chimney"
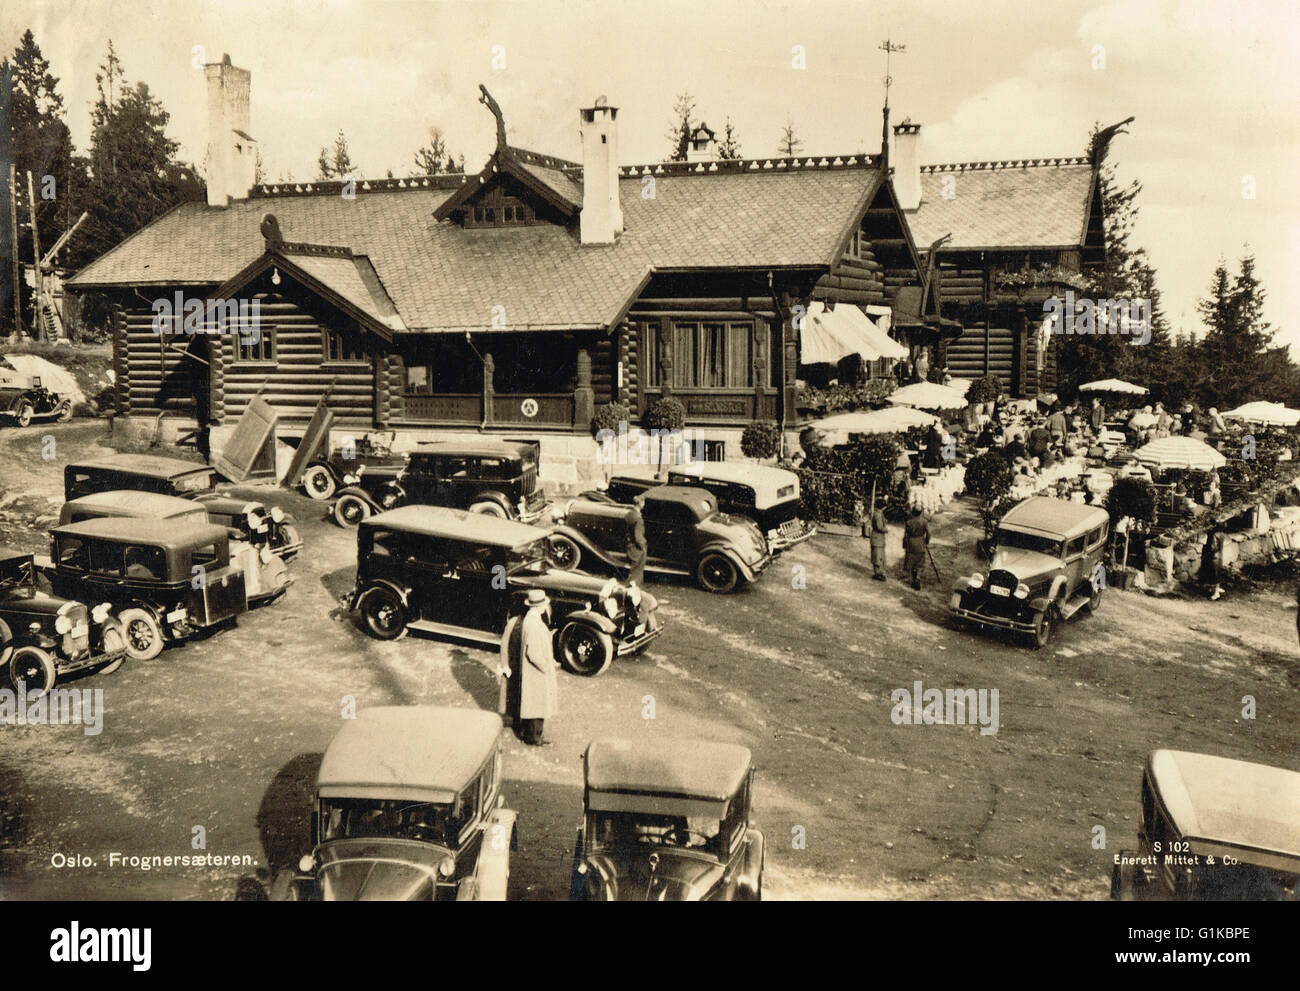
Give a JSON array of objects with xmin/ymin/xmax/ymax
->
[
  {"xmin": 204, "ymin": 54, "xmax": 257, "ymax": 207},
  {"xmin": 579, "ymin": 98, "xmax": 623, "ymax": 245},
  {"xmin": 891, "ymin": 121, "xmax": 921, "ymax": 211}
]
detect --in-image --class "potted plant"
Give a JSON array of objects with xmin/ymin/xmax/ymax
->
[
  {"xmin": 644, "ymin": 396, "xmax": 687, "ymax": 472},
  {"xmin": 967, "ymin": 374, "xmax": 1002, "ymax": 414},
  {"xmin": 963, "ymin": 450, "xmax": 1014, "ymax": 558},
  {"xmin": 740, "ymin": 420, "xmax": 782, "ymax": 461}
]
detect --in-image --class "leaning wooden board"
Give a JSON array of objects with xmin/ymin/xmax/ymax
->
[
  {"xmin": 281, "ymin": 396, "xmax": 336, "ymax": 489},
  {"xmin": 214, "ymin": 393, "xmax": 279, "ymax": 483}
]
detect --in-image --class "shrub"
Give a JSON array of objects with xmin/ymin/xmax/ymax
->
[
  {"xmin": 794, "ymin": 378, "xmax": 895, "ymax": 415},
  {"xmin": 643, "ymin": 396, "xmax": 686, "ymax": 433},
  {"xmin": 1106, "ymin": 476, "xmax": 1156, "ymax": 527},
  {"xmin": 740, "ymin": 421, "xmax": 781, "ymax": 460},
  {"xmin": 967, "ymin": 374, "xmax": 1003, "ymax": 405},
  {"xmin": 964, "ymin": 451, "xmax": 1014, "ymax": 541},
  {"xmin": 795, "ymin": 435, "xmax": 902, "ymax": 524},
  {"xmin": 591, "ymin": 401, "xmax": 631, "ymax": 439}
]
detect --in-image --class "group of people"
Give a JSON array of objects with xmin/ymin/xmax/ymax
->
[{"xmin": 858, "ymin": 500, "xmax": 932, "ymax": 590}]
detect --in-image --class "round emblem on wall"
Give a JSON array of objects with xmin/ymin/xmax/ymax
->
[{"xmin": 520, "ymin": 398, "xmax": 539, "ymax": 418}]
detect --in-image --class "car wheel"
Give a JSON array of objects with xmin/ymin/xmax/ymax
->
[
  {"xmin": 56, "ymin": 401, "xmax": 73, "ymax": 422},
  {"xmin": 97, "ymin": 621, "xmax": 128, "ymax": 674},
  {"xmin": 696, "ymin": 552, "xmax": 740, "ymax": 594},
  {"xmin": 16, "ymin": 402, "xmax": 34, "ymax": 428},
  {"xmin": 333, "ymin": 494, "xmax": 371, "ymax": 528},
  {"xmin": 302, "ymin": 465, "xmax": 336, "ymax": 500},
  {"xmin": 6, "ymin": 646, "xmax": 56, "ymax": 693},
  {"xmin": 358, "ymin": 587, "xmax": 407, "ymax": 641},
  {"xmin": 1031, "ymin": 608, "xmax": 1054, "ymax": 650},
  {"xmin": 469, "ymin": 501, "xmax": 508, "ymax": 518},
  {"xmin": 547, "ymin": 534, "xmax": 581, "ymax": 571},
  {"xmin": 556, "ymin": 622, "xmax": 614, "ymax": 677},
  {"xmin": 118, "ymin": 608, "xmax": 165, "ymax": 661},
  {"xmin": 1088, "ymin": 581, "xmax": 1103, "ymax": 613}
]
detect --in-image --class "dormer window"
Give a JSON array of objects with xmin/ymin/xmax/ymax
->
[{"xmin": 465, "ymin": 188, "xmax": 534, "ymax": 228}]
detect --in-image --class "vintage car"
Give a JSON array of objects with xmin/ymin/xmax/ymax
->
[
  {"xmin": 0, "ymin": 545, "xmax": 127, "ymax": 693},
  {"xmin": 58, "ymin": 491, "xmax": 291, "ymax": 605},
  {"xmin": 41, "ymin": 518, "xmax": 247, "ymax": 660},
  {"xmin": 570, "ymin": 738, "xmax": 764, "ymax": 901},
  {"xmin": 949, "ymin": 496, "xmax": 1109, "ymax": 649},
  {"xmin": 300, "ymin": 433, "xmax": 409, "ymax": 501},
  {"xmin": 1111, "ymin": 750, "xmax": 1300, "ymax": 901},
  {"xmin": 270, "ymin": 706, "xmax": 516, "ymax": 901},
  {"xmin": 607, "ymin": 462, "xmax": 816, "ymax": 553},
  {"xmin": 197, "ymin": 495, "xmax": 302, "ymax": 561},
  {"xmin": 346, "ymin": 506, "xmax": 660, "ymax": 676},
  {"xmin": 64, "ymin": 454, "xmax": 298, "ymax": 555},
  {"xmin": 331, "ymin": 440, "xmax": 545, "ymax": 528},
  {"xmin": 0, "ymin": 358, "xmax": 72, "ymax": 427},
  {"xmin": 65, "ymin": 454, "xmax": 219, "ymax": 499},
  {"xmin": 549, "ymin": 486, "xmax": 770, "ymax": 594}
]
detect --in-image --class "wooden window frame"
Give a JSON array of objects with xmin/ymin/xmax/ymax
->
[
  {"xmin": 321, "ymin": 328, "xmax": 367, "ymax": 366},
  {"xmin": 231, "ymin": 329, "xmax": 276, "ymax": 365},
  {"xmin": 464, "ymin": 187, "xmax": 536, "ymax": 228}
]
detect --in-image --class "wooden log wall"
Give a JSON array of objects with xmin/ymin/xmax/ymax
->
[
  {"xmin": 221, "ymin": 293, "xmax": 376, "ymax": 429},
  {"xmin": 812, "ymin": 247, "xmax": 887, "ymax": 305},
  {"xmin": 591, "ymin": 333, "xmax": 616, "ymax": 407},
  {"xmin": 119, "ymin": 297, "xmax": 203, "ymax": 416}
]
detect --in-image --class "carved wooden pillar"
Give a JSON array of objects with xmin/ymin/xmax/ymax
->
[
  {"xmin": 617, "ymin": 322, "xmax": 631, "ymax": 406},
  {"xmin": 482, "ymin": 352, "xmax": 495, "ymax": 426},
  {"xmin": 752, "ymin": 322, "xmax": 768, "ymax": 419},
  {"xmin": 659, "ymin": 319, "xmax": 673, "ymax": 398},
  {"xmin": 574, "ymin": 345, "xmax": 594, "ymax": 431}
]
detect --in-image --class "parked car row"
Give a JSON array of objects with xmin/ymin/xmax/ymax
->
[
  {"xmin": 0, "ymin": 358, "xmax": 72, "ymax": 427},
  {"xmin": 1, "ymin": 454, "xmax": 302, "ymax": 690},
  {"xmin": 266, "ymin": 705, "xmax": 764, "ymax": 902}
]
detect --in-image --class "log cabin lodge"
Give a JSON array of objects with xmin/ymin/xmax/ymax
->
[{"xmin": 67, "ymin": 56, "xmax": 1107, "ymax": 487}]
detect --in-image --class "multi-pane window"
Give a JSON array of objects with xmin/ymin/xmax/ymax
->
[
  {"xmin": 234, "ymin": 330, "xmax": 275, "ymax": 363},
  {"xmin": 324, "ymin": 329, "xmax": 364, "ymax": 362},
  {"xmin": 405, "ymin": 364, "xmax": 433, "ymax": 395},
  {"xmin": 467, "ymin": 191, "xmax": 534, "ymax": 227},
  {"xmin": 643, "ymin": 320, "xmax": 761, "ymax": 389}
]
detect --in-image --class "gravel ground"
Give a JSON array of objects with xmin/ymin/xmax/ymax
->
[{"xmin": 1, "ymin": 422, "xmax": 1297, "ymax": 900}]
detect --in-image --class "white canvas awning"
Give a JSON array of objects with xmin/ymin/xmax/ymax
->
[{"xmin": 799, "ymin": 301, "xmax": 908, "ymax": 365}]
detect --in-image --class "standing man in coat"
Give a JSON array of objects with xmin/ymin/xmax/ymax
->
[
  {"xmin": 625, "ymin": 496, "xmax": 648, "ymax": 586},
  {"xmin": 902, "ymin": 506, "xmax": 931, "ymax": 590},
  {"xmin": 866, "ymin": 500, "xmax": 889, "ymax": 581},
  {"xmin": 514, "ymin": 589, "xmax": 558, "ymax": 745},
  {"xmin": 1089, "ymin": 396, "xmax": 1106, "ymax": 436}
]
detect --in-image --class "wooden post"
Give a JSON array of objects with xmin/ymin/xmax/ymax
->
[
  {"xmin": 574, "ymin": 345, "xmax": 593, "ymax": 431},
  {"xmin": 26, "ymin": 171, "xmax": 41, "ymax": 340},
  {"xmin": 8, "ymin": 164, "xmax": 20, "ymax": 339}
]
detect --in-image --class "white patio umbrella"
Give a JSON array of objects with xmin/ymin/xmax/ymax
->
[
  {"xmin": 1079, "ymin": 378, "xmax": 1149, "ymax": 396},
  {"xmin": 889, "ymin": 381, "xmax": 968, "ymax": 411},
  {"xmin": 1222, "ymin": 401, "xmax": 1300, "ymax": 427},
  {"xmin": 1127, "ymin": 411, "xmax": 1157, "ymax": 429},
  {"xmin": 812, "ymin": 406, "xmax": 939, "ymax": 444},
  {"xmin": 1133, "ymin": 436, "xmax": 1226, "ymax": 471}
]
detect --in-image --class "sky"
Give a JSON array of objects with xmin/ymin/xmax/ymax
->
[{"xmin": 4, "ymin": 0, "xmax": 1298, "ymax": 348}]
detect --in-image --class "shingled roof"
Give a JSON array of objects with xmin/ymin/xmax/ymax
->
[
  {"xmin": 906, "ymin": 158, "xmax": 1097, "ymax": 251},
  {"xmin": 67, "ymin": 155, "xmax": 887, "ymax": 332}
]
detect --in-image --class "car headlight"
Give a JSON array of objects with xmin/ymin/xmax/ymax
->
[
  {"xmin": 270, "ymin": 506, "xmax": 285, "ymax": 523},
  {"xmin": 602, "ymin": 596, "xmax": 619, "ymax": 618},
  {"xmin": 55, "ymin": 615, "xmax": 72, "ymax": 634},
  {"xmin": 343, "ymin": 473, "xmax": 359, "ymax": 485},
  {"xmin": 259, "ymin": 546, "xmax": 273, "ymax": 564},
  {"xmin": 438, "ymin": 856, "xmax": 455, "ymax": 878},
  {"xmin": 969, "ymin": 572, "xmax": 984, "ymax": 588},
  {"xmin": 1014, "ymin": 583, "xmax": 1030, "ymax": 599},
  {"xmin": 92, "ymin": 602, "xmax": 111, "ymax": 624}
]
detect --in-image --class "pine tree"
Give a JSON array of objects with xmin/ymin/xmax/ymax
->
[
  {"xmin": 317, "ymin": 129, "xmax": 354, "ymax": 179},
  {"xmin": 777, "ymin": 116, "xmax": 803, "ymax": 156},
  {"xmin": 412, "ymin": 126, "xmax": 453, "ymax": 175},
  {"xmin": 665, "ymin": 92, "xmax": 696, "ymax": 161},
  {"xmin": 1194, "ymin": 252, "xmax": 1278, "ymax": 408},
  {"xmin": 717, "ymin": 117, "xmax": 742, "ymax": 159}
]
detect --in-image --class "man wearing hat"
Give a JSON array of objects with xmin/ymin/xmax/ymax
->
[
  {"xmin": 902, "ymin": 506, "xmax": 931, "ymax": 590},
  {"xmin": 509, "ymin": 589, "xmax": 558, "ymax": 745}
]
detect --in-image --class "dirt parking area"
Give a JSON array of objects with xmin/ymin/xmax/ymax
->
[{"xmin": 1, "ymin": 422, "xmax": 1297, "ymax": 900}]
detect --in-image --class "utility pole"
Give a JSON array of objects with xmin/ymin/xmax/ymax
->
[
  {"xmin": 7, "ymin": 163, "xmax": 20, "ymax": 340},
  {"xmin": 26, "ymin": 170, "xmax": 43, "ymax": 340},
  {"xmin": 878, "ymin": 38, "xmax": 906, "ymax": 168}
]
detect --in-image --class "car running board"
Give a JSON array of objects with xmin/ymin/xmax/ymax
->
[
  {"xmin": 1058, "ymin": 592, "xmax": 1092, "ymax": 621},
  {"xmin": 406, "ymin": 619, "xmax": 502, "ymax": 646}
]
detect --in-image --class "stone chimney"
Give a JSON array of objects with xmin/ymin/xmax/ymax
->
[
  {"xmin": 891, "ymin": 121, "xmax": 921, "ymax": 211},
  {"xmin": 686, "ymin": 122, "xmax": 717, "ymax": 163},
  {"xmin": 579, "ymin": 98, "xmax": 623, "ymax": 245},
  {"xmin": 204, "ymin": 54, "xmax": 257, "ymax": 207}
]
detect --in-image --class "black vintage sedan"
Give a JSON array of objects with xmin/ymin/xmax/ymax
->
[
  {"xmin": 0, "ymin": 545, "xmax": 127, "ymax": 692},
  {"xmin": 346, "ymin": 506, "xmax": 660, "ymax": 676},
  {"xmin": 550, "ymin": 486, "xmax": 770, "ymax": 594},
  {"xmin": 0, "ymin": 360, "xmax": 72, "ymax": 427},
  {"xmin": 570, "ymin": 738, "xmax": 764, "ymax": 901}
]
